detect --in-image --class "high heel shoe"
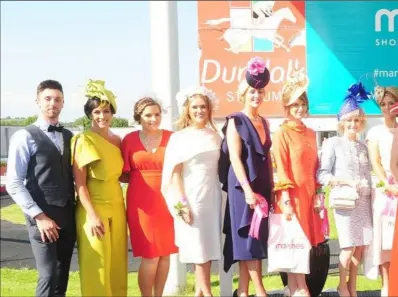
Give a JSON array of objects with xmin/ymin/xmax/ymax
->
[
  {"xmin": 381, "ymin": 287, "xmax": 388, "ymax": 297},
  {"xmin": 337, "ymin": 286, "xmax": 351, "ymax": 297},
  {"xmin": 283, "ymin": 286, "xmax": 291, "ymax": 297},
  {"xmin": 292, "ymin": 288, "xmax": 310, "ymax": 297},
  {"xmin": 233, "ymin": 289, "xmax": 238, "ymax": 297}
]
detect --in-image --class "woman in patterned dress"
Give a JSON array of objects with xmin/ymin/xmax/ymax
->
[{"xmin": 318, "ymin": 83, "xmax": 373, "ymax": 297}]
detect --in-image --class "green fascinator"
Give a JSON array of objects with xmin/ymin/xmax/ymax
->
[{"xmin": 85, "ymin": 79, "xmax": 117, "ymax": 112}]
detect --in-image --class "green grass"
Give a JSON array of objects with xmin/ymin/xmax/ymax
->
[
  {"xmin": 0, "ymin": 187, "xmax": 380, "ymax": 295},
  {"xmin": 2, "ymin": 188, "xmax": 339, "ymax": 239},
  {"xmin": 0, "ymin": 268, "xmax": 381, "ymax": 296},
  {"xmin": 1, "ymin": 203, "xmax": 25, "ymax": 225},
  {"xmin": 323, "ymin": 186, "xmax": 338, "ymax": 240}
]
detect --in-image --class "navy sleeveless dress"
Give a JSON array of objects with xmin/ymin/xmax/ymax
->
[{"xmin": 219, "ymin": 112, "xmax": 273, "ymax": 272}]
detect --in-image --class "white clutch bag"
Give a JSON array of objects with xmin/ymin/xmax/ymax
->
[{"xmin": 329, "ymin": 185, "xmax": 359, "ymax": 210}]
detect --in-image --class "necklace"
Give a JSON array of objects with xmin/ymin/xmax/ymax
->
[
  {"xmin": 243, "ymin": 111, "xmax": 261, "ymax": 122},
  {"xmin": 250, "ymin": 115, "xmax": 262, "ymax": 122},
  {"xmin": 145, "ymin": 136, "xmax": 159, "ymax": 143},
  {"xmin": 141, "ymin": 131, "xmax": 161, "ymax": 144}
]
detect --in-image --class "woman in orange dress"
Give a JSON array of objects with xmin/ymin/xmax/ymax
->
[
  {"xmin": 389, "ymin": 101, "xmax": 398, "ymax": 297},
  {"xmin": 121, "ymin": 97, "xmax": 178, "ymax": 297},
  {"xmin": 272, "ymin": 71, "xmax": 325, "ymax": 297}
]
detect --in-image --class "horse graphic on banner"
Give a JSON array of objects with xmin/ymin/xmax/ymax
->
[{"xmin": 205, "ymin": 2, "xmax": 298, "ymax": 53}]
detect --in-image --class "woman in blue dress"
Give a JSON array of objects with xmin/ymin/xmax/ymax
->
[{"xmin": 219, "ymin": 57, "xmax": 273, "ymax": 297}]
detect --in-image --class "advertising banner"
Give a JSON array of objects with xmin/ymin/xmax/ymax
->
[{"xmin": 198, "ymin": 1, "xmax": 397, "ymax": 117}]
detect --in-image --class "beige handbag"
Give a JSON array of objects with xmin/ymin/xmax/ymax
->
[{"xmin": 329, "ymin": 185, "xmax": 358, "ymax": 210}]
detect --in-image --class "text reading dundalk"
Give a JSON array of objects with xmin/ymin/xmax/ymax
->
[{"xmin": 201, "ymin": 58, "xmax": 303, "ymax": 103}]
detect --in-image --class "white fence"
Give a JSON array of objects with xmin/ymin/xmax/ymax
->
[
  {"xmin": 1, "ymin": 126, "xmax": 24, "ymax": 159},
  {"xmin": 0, "ymin": 126, "xmax": 139, "ymax": 160}
]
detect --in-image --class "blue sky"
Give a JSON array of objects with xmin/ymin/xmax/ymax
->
[{"xmin": 1, "ymin": 1, "xmax": 199, "ymax": 122}]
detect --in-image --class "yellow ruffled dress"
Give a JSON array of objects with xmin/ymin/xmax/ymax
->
[{"xmin": 71, "ymin": 130, "xmax": 127, "ymax": 296}]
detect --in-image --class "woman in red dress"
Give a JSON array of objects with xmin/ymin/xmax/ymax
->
[{"xmin": 121, "ymin": 97, "xmax": 178, "ymax": 297}]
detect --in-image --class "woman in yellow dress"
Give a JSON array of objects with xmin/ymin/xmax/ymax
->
[{"xmin": 71, "ymin": 80, "xmax": 127, "ymax": 296}]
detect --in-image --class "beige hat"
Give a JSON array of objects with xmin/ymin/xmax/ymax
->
[{"xmin": 281, "ymin": 68, "xmax": 309, "ymax": 106}]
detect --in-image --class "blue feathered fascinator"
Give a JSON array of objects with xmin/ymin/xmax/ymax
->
[{"xmin": 337, "ymin": 82, "xmax": 371, "ymax": 121}]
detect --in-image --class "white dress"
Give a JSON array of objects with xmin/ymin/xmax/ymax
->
[
  {"xmin": 366, "ymin": 124, "xmax": 398, "ymax": 265},
  {"xmin": 161, "ymin": 127, "xmax": 222, "ymax": 264}
]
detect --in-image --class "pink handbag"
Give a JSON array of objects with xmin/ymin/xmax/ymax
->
[
  {"xmin": 317, "ymin": 192, "xmax": 330, "ymax": 237},
  {"xmin": 248, "ymin": 193, "xmax": 269, "ymax": 239}
]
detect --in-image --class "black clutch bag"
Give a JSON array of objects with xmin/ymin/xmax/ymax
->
[{"xmin": 280, "ymin": 240, "xmax": 330, "ymax": 297}]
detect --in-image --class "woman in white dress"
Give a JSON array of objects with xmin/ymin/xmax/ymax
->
[
  {"xmin": 161, "ymin": 86, "xmax": 222, "ymax": 297},
  {"xmin": 391, "ymin": 102, "xmax": 398, "ymax": 182},
  {"xmin": 366, "ymin": 86, "xmax": 398, "ymax": 296},
  {"xmin": 389, "ymin": 102, "xmax": 398, "ymax": 297}
]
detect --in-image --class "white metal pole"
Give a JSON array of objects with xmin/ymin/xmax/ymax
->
[
  {"xmin": 219, "ymin": 191, "xmax": 233, "ymax": 296},
  {"xmin": 150, "ymin": 0, "xmax": 180, "ymax": 131},
  {"xmin": 149, "ymin": 1, "xmax": 185, "ymax": 295}
]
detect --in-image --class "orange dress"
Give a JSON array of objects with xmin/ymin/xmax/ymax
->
[
  {"xmin": 390, "ymin": 220, "xmax": 398, "ymax": 296},
  {"xmin": 121, "ymin": 130, "xmax": 178, "ymax": 258},
  {"xmin": 272, "ymin": 120, "xmax": 324, "ymax": 246}
]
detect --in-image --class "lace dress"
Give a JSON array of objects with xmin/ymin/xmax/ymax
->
[{"xmin": 317, "ymin": 136, "xmax": 373, "ymax": 248}]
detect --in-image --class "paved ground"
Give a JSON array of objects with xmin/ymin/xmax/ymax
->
[
  {"xmin": 0, "ymin": 194, "xmax": 142, "ymax": 272},
  {"xmin": 0, "ymin": 194, "xmax": 380, "ymax": 296}
]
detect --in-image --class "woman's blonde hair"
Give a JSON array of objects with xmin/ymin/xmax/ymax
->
[
  {"xmin": 174, "ymin": 94, "xmax": 217, "ymax": 131},
  {"xmin": 236, "ymin": 79, "xmax": 269, "ymax": 104},
  {"xmin": 237, "ymin": 80, "xmax": 250, "ymax": 104},
  {"xmin": 374, "ymin": 86, "xmax": 398, "ymax": 105},
  {"xmin": 337, "ymin": 109, "xmax": 367, "ymax": 135}
]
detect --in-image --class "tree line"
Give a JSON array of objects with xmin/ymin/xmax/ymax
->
[{"xmin": 0, "ymin": 116, "xmax": 130, "ymax": 130}]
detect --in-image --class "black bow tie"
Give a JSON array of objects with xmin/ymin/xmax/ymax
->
[{"xmin": 48, "ymin": 125, "xmax": 64, "ymax": 132}]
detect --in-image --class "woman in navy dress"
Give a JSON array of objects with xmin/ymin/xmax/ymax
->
[{"xmin": 219, "ymin": 57, "xmax": 273, "ymax": 297}]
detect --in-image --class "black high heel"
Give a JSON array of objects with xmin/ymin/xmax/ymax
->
[{"xmin": 233, "ymin": 289, "xmax": 238, "ymax": 297}]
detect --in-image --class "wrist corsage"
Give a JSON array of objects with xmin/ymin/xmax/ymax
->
[
  {"xmin": 174, "ymin": 199, "xmax": 188, "ymax": 217},
  {"xmin": 314, "ymin": 188, "xmax": 325, "ymax": 212},
  {"xmin": 376, "ymin": 180, "xmax": 386, "ymax": 193}
]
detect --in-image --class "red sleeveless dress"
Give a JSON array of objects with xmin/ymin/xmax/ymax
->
[{"xmin": 121, "ymin": 130, "xmax": 178, "ymax": 258}]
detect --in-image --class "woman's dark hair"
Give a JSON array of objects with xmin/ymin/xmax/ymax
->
[
  {"xmin": 84, "ymin": 97, "xmax": 116, "ymax": 119},
  {"xmin": 133, "ymin": 97, "xmax": 162, "ymax": 123}
]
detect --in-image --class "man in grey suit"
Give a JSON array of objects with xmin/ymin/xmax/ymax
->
[{"xmin": 6, "ymin": 80, "xmax": 76, "ymax": 297}]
